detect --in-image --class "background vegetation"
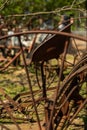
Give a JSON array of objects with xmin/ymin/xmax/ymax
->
[
  {"xmin": 0, "ymin": 0, "xmax": 86, "ymax": 15},
  {"xmin": 0, "ymin": 0, "xmax": 86, "ymax": 31}
]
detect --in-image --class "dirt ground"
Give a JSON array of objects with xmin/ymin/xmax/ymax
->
[
  {"xmin": 0, "ymin": 70, "xmax": 87, "ymax": 130},
  {"xmin": 0, "ymin": 122, "xmax": 46, "ymax": 130}
]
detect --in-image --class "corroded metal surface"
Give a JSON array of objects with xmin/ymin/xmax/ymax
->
[
  {"xmin": 32, "ymin": 24, "xmax": 71, "ymax": 62},
  {"xmin": 0, "ymin": 22, "xmax": 87, "ymax": 130}
]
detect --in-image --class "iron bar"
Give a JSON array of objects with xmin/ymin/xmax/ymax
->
[{"xmin": 18, "ymin": 36, "xmax": 42, "ymax": 130}]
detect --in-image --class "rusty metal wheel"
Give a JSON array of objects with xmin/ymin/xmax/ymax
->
[
  {"xmin": 0, "ymin": 25, "xmax": 87, "ymax": 130},
  {"xmin": 54, "ymin": 52, "xmax": 87, "ymax": 130}
]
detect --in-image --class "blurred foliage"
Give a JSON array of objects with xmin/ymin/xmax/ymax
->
[
  {"xmin": 0, "ymin": 0, "xmax": 86, "ymax": 30},
  {"xmin": 0, "ymin": 0, "xmax": 86, "ymax": 15}
]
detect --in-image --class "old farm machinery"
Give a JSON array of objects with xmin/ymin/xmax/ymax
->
[{"xmin": 0, "ymin": 20, "xmax": 87, "ymax": 130}]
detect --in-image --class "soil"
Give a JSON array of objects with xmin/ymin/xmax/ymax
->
[{"xmin": 0, "ymin": 67, "xmax": 86, "ymax": 130}]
